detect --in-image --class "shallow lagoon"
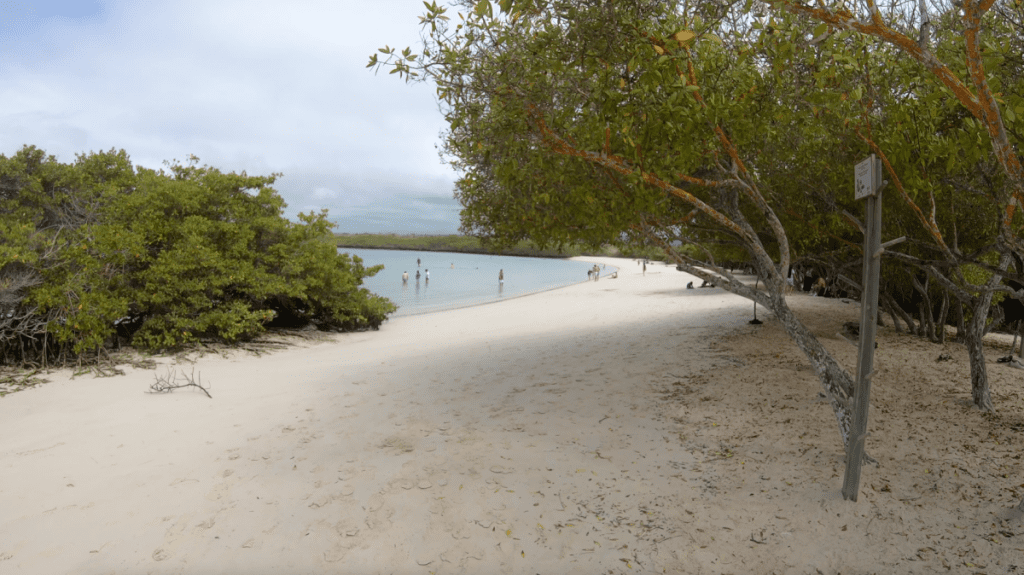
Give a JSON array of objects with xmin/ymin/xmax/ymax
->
[{"xmin": 341, "ymin": 248, "xmax": 616, "ymax": 317}]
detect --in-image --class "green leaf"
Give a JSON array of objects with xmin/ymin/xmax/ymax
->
[{"xmin": 813, "ymin": 23, "xmax": 828, "ymax": 37}]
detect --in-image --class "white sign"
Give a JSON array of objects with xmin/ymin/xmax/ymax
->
[{"xmin": 855, "ymin": 155, "xmax": 875, "ymax": 200}]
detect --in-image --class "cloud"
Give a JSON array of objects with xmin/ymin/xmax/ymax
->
[
  {"xmin": 312, "ymin": 187, "xmax": 339, "ymax": 200},
  {"xmin": 0, "ymin": 0, "xmax": 463, "ymax": 233}
]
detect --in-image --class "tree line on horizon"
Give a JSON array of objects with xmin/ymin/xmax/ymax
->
[
  {"xmin": 370, "ymin": 0, "xmax": 1024, "ymax": 448},
  {"xmin": 333, "ymin": 231, "xmax": 671, "ymax": 259},
  {"xmin": 0, "ymin": 147, "xmax": 396, "ymax": 368}
]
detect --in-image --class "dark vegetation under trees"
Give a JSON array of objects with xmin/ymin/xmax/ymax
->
[
  {"xmin": 0, "ymin": 147, "xmax": 396, "ymax": 368},
  {"xmin": 371, "ymin": 0, "xmax": 1024, "ymax": 448}
]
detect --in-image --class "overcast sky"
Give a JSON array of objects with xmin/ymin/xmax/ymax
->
[{"xmin": 0, "ymin": 0, "xmax": 463, "ymax": 234}]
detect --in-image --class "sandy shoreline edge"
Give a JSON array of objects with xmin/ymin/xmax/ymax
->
[{"xmin": 2, "ymin": 256, "xmax": 1021, "ymax": 574}]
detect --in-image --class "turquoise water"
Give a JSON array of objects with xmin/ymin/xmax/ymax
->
[{"xmin": 341, "ymin": 249, "xmax": 616, "ymax": 317}]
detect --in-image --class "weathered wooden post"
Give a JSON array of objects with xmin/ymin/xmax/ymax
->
[{"xmin": 842, "ymin": 155, "xmax": 884, "ymax": 502}]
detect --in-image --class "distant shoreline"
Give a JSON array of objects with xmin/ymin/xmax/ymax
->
[
  {"xmin": 334, "ymin": 233, "xmax": 583, "ymax": 259},
  {"xmin": 336, "ymin": 244, "xmax": 573, "ymax": 259},
  {"xmin": 334, "ymin": 233, "xmax": 668, "ymax": 261}
]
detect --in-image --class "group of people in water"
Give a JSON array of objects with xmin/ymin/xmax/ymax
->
[
  {"xmin": 401, "ymin": 269, "xmax": 427, "ymax": 283},
  {"xmin": 401, "ymin": 258, "xmax": 429, "ymax": 284},
  {"xmin": 401, "ymin": 257, "xmax": 506, "ymax": 287}
]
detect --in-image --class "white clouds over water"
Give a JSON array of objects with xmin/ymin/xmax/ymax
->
[{"xmin": 0, "ymin": 0, "xmax": 461, "ymax": 233}]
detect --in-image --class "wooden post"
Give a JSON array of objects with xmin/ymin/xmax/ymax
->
[{"xmin": 842, "ymin": 156, "xmax": 884, "ymax": 502}]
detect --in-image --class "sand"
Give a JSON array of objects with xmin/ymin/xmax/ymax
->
[{"xmin": 1, "ymin": 256, "xmax": 1022, "ymax": 574}]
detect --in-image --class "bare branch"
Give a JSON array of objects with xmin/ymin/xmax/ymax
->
[{"xmin": 146, "ymin": 367, "xmax": 212, "ymax": 399}]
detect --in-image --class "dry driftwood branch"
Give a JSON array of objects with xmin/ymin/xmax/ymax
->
[
  {"xmin": 0, "ymin": 368, "xmax": 49, "ymax": 396},
  {"xmin": 147, "ymin": 367, "xmax": 212, "ymax": 398}
]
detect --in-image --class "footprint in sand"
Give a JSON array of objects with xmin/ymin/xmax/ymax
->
[
  {"xmin": 152, "ymin": 548, "xmax": 169, "ymax": 561},
  {"xmin": 308, "ymin": 494, "xmax": 333, "ymax": 509},
  {"xmin": 206, "ymin": 480, "xmax": 234, "ymax": 501},
  {"xmin": 334, "ymin": 519, "xmax": 361, "ymax": 538},
  {"xmin": 379, "ymin": 436, "xmax": 415, "ymax": 454},
  {"xmin": 365, "ymin": 505, "xmax": 394, "ymax": 531}
]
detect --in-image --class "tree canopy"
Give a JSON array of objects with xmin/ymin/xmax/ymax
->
[
  {"xmin": 0, "ymin": 147, "xmax": 396, "ymax": 366},
  {"xmin": 371, "ymin": 0, "xmax": 1023, "ymax": 437}
]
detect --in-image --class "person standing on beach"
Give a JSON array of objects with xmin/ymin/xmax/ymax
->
[
  {"xmin": 417, "ymin": 258, "xmax": 421, "ymax": 267},
  {"xmin": 425, "ymin": 269, "xmax": 430, "ymax": 281},
  {"xmin": 402, "ymin": 271, "xmax": 409, "ymax": 283},
  {"xmin": 643, "ymin": 261, "xmax": 646, "ymax": 275},
  {"xmin": 499, "ymin": 269, "xmax": 504, "ymax": 285},
  {"xmin": 416, "ymin": 270, "xmax": 421, "ymax": 281}
]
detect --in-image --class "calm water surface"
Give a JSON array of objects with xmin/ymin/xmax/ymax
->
[{"xmin": 341, "ymin": 249, "xmax": 616, "ymax": 317}]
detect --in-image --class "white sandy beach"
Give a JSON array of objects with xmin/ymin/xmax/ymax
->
[{"xmin": 2, "ymin": 256, "xmax": 1022, "ymax": 574}]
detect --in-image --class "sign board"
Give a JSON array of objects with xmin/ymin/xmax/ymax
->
[{"xmin": 855, "ymin": 155, "xmax": 875, "ymax": 200}]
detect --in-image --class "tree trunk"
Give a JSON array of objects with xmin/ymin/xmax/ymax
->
[
  {"xmin": 953, "ymin": 299, "xmax": 967, "ymax": 343},
  {"xmin": 884, "ymin": 297, "xmax": 904, "ymax": 333},
  {"xmin": 937, "ymin": 289, "xmax": 949, "ymax": 344},
  {"xmin": 912, "ymin": 275, "xmax": 938, "ymax": 342},
  {"xmin": 767, "ymin": 290, "xmax": 854, "ymax": 444},
  {"xmin": 964, "ymin": 304, "xmax": 994, "ymax": 411},
  {"xmin": 657, "ymin": 245, "xmax": 854, "ymax": 446},
  {"xmin": 985, "ymin": 304, "xmax": 1005, "ymax": 336},
  {"xmin": 963, "ymin": 252, "xmax": 1011, "ymax": 411},
  {"xmin": 887, "ymin": 294, "xmax": 917, "ymax": 335}
]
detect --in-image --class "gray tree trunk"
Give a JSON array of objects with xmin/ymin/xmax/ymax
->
[
  {"xmin": 964, "ymin": 306, "xmax": 994, "ymax": 411},
  {"xmin": 659, "ymin": 250, "xmax": 854, "ymax": 446},
  {"xmin": 766, "ymin": 290, "xmax": 854, "ymax": 444},
  {"xmin": 937, "ymin": 290, "xmax": 949, "ymax": 344},
  {"xmin": 884, "ymin": 297, "xmax": 904, "ymax": 333},
  {"xmin": 963, "ymin": 252, "xmax": 1011, "ymax": 411},
  {"xmin": 886, "ymin": 294, "xmax": 917, "ymax": 335},
  {"xmin": 953, "ymin": 299, "xmax": 967, "ymax": 343},
  {"xmin": 912, "ymin": 275, "xmax": 938, "ymax": 342}
]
